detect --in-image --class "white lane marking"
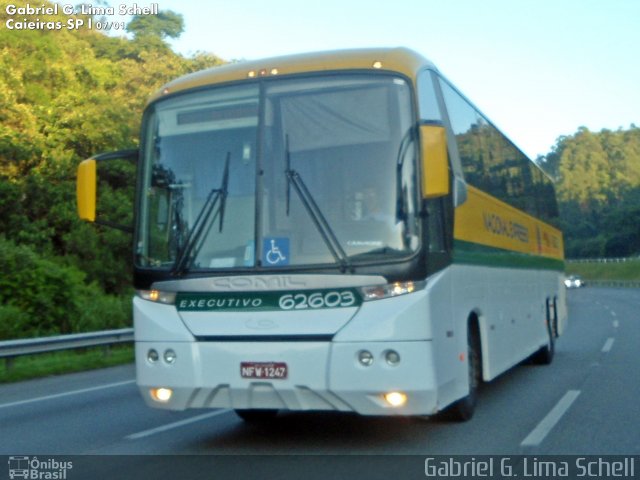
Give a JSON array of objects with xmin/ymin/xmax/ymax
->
[
  {"xmin": 126, "ymin": 410, "xmax": 232, "ymax": 440},
  {"xmin": 521, "ymin": 390, "xmax": 581, "ymax": 447},
  {"xmin": 613, "ymin": 320, "xmax": 620, "ymax": 329},
  {"xmin": 0, "ymin": 380, "xmax": 135, "ymax": 409},
  {"xmin": 602, "ymin": 337, "xmax": 615, "ymax": 353},
  {"xmin": 611, "ymin": 311, "xmax": 617, "ymax": 317}
]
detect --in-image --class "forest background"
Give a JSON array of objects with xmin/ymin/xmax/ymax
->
[{"xmin": 1, "ymin": 1, "xmax": 639, "ymax": 340}]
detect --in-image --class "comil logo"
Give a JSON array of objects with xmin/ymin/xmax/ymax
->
[{"xmin": 8, "ymin": 456, "xmax": 73, "ymax": 479}]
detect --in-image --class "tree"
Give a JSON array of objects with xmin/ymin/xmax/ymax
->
[
  {"xmin": 553, "ymin": 125, "xmax": 640, "ymax": 257},
  {"xmin": 0, "ymin": 2, "xmax": 226, "ymax": 336},
  {"xmin": 126, "ymin": 10, "xmax": 184, "ymax": 41}
]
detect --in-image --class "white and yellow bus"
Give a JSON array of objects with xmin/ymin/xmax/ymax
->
[{"xmin": 77, "ymin": 48, "xmax": 566, "ymax": 422}]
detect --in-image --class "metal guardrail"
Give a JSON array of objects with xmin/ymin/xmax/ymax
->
[
  {"xmin": 585, "ymin": 280, "xmax": 640, "ymax": 288},
  {"xmin": 567, "ymin": 257, "xmax": 640, "ymax": 263},
  {"xmin": 0, "ymin": 328, "xmax": 134, "ymax": 369}
]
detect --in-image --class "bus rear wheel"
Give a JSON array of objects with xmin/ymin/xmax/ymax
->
[
  {"xmin": 446, "ymin": 321, "xmax": 481, "ymax": 422},
  {"xmin": 234, "ymin": 409, "xmax": 279, "ymax": 423},
  {"xmin": 532, "ymin": 299, "xmax": 556, "ymax": 365},
  {"xmin": 532, "ymin": 323, "xmax": 555, "ymax": 365}
]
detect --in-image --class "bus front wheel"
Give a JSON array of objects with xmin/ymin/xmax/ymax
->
[{"xmin": 446, "ymin": 321, "xmax": 481, "ymax": 422}]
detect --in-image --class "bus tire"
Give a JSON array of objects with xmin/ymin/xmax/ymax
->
[
  {"xmin": 446, "ymin": 320, "xmax": 481, "ymax": 422},
  {"xmin": 532, "ymin": 301, "xmax": 555, "ymax": 365},
  {"xmin": 234, "ymin": 409, "xmax": 279, "ymax": 423},
  {"xmin": 552, "ymin": 297, "xmax": 559, "ymax": 338}
]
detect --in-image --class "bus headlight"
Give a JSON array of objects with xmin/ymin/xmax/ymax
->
[
  {"xmin": 360, "ymin": 281, "xmax": 426, "ymax": 301},
  {"xmin": 163, "ymin": 349, "xmax": 177, "ymax": 364},
  {"xmin": 358, "ymin": 350, "xmax": 374, "ymax": 367},
  {"xmin": 136, "ymin": 289, "xmax": 176, "ymax": 305},
  {"xmin": 384, "ymin": 350, "xmax": 401, "ymax": 366},
  {"xmin": 147, "ymin": 349, "xmax": 159, "ymax": 363}
]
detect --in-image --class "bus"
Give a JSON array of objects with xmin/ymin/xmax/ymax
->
[{"xmin": 76, "ymin": 47, "xmax": 566, "ymax": 422}]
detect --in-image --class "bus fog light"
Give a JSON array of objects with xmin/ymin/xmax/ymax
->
[
  {"xmin": 385, "ymin": 350, "xmax": 401, "ymax": 366},
  {"xmin": 150, "ymin": 387, "xmax": 173, "ymax": 403},
  {"xmin": 147, "ymin": 349, "xmax": 159, "ymax": 363},
  {"xmin": 163, "ymin": 349, "xmax": 177, "ymax": 364},
  {"xmin": 358, "ymin": 350, "xmax": 374, "ymax": 367},
  {"xmin": 384, "ymin": 391, "xmax": 407, "ymax": 407}
]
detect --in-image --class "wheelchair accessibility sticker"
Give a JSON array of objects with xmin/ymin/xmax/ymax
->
[{"xmin": 263, "ymin": 237, "xmax": 290, "ymax": 266}]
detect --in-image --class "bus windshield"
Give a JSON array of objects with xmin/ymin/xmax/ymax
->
[{"xmin": 136, "ymin": 73, "xmax": 419, "ymax": 272}]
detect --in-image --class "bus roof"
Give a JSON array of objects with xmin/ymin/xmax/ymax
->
[{"xmin": 148, "ymin": 47, "xmax": 436, "ymax": 104}]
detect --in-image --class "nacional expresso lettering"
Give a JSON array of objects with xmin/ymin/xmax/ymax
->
[{"xmin": 483, "ymin": 212, "xmax": 529, "ymax": 244}]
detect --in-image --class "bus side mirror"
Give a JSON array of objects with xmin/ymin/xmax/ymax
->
[
  {"xmin": 76, "ymin": 149, "xmax": 138, "ymax": 232},
  {"xmin": 420, "ymin": 124, "xmax": 450, "ymax": 199},
  {"xmin": 77, "ymin": 158, "xmax": 97, "ymax": 222}
]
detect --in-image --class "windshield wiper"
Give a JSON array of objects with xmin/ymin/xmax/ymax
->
[
  {"xmin": 284, "ymin": 136, "xmax": 353, "ymax": 273},
  {"xmin": 172, "ymin": 152, "xmax": 230, "ymax": 275}
]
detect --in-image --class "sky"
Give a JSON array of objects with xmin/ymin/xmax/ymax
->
[{"xmin": 117, "ymin": 0, "xmax": 638, "ymax": 159}]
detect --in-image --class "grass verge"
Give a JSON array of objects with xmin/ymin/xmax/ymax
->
[
  {"xmin": 565, "ymin": 259, "xmax": 640, "ymax": 281},
  {"xmin": 0, "ymin": 344, "xmax": 134, "ymax": 384}
]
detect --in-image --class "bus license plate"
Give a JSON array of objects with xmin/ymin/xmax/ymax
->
[{"xmin": 240, "ymin": 362, "xmax": 288, "ymax": 379}]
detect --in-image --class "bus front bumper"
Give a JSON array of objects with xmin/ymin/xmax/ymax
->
[{"xmin": 135, "ymin": 340, "xmax": 439, "ymax": 416}]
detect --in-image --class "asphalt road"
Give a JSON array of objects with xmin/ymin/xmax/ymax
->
[{"xmin": 1, "ymin": 288, "xmax": 639, "ymax": 479}]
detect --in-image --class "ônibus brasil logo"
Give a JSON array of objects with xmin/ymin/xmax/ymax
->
[{"xmin": 8, "ymin": 456, "xmax": 72, "ymax": 479}]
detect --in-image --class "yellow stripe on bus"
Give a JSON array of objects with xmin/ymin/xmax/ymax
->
[{"xmin": 454, "ymin": 185, "xmax": 564, "ymax": 261}]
